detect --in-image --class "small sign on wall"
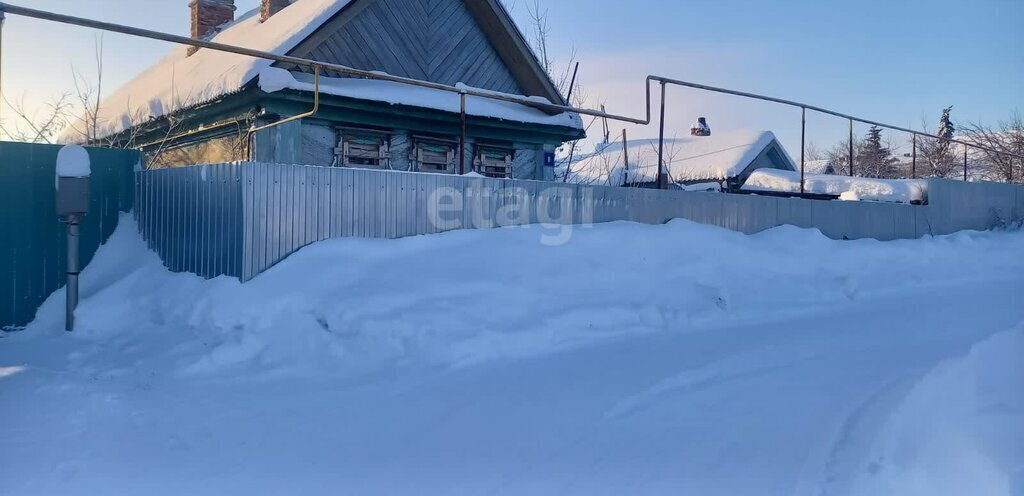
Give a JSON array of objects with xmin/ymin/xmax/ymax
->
[{"xmin": 544, "ymin": 152, "xmax": 556, "ymax": 167}]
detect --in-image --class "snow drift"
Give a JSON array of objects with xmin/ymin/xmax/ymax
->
[{"xmin": 2, "ymin": 216, "xmax": 1023, "ymax": 495}]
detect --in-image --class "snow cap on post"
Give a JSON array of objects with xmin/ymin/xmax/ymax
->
[{"xmin": 56, "ymin": 145, "xmax": 92, "ymax": 179}]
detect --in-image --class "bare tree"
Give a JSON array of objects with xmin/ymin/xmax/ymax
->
[
  {"xmin": 825, "ymin": 136, "xmax": 859, "ymax": 176},
  {"xmin": 805, "ymin": 141, "xmax": 826, "ymax": 162},
  {"xmin": 63, "ymin": 35, "xmax": 106, "ymax": 143},
  {"xmin": 960, "ymin": 110, "xmax": 1024, "ymax": 183},
  {"xmin": 0, "ymin": 92, "xmax": 73, "ymax": 143}
]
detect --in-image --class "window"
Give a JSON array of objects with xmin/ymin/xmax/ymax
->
[
  {"xmin": 475, "ymin": 147, "xmax": 514, "ymax": 178},
  {"xmin": 414, "ymin": 140, "xmax": 456, "ymax": 174},
  {"xmin": 336, "ymin": 133, "xmax": 390, "ymax": 168}
]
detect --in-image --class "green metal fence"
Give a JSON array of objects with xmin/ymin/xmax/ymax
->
[{"xmin": 0, "ymin": 141, "xmax": 140, "ymax": 330}]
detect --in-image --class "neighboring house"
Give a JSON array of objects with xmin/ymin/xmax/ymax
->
[
  {"xmin": 803, "ymin": 159, "xmax": 837, "ymax": 175},
  {"xmin": 564, "ymin": 130, "xmax": 796, "ymax": 191},
  {"xmin": 64, "ymin": 0, "xmax": 584, "ymax": 179}
]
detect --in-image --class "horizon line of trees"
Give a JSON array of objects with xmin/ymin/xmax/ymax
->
[{"xmin": 812, "ymin": 107, "xmax": 1023, "ymax": 183}]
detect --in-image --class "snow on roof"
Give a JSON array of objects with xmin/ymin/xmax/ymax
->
[
  {"xmin": 741, "ymin": 169, "xmax": 928, "ymax": 204},
  {"xmin": 565, "ymin": 130, "xmax": 792, "ymax": 185},
  {"xmin": 63, "ymin": 0, "xmax": 580, "ymax": 142},
  {"xmin": 62, "ymin": 0, "xmax": 354, "ymax": 142},
  {"xmin": 261, "ymin": 69, "xmax": 582, "ymax": 129}
]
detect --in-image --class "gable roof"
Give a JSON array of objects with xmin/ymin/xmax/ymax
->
[
  {"xmin": 63, "ymin": 0, "xmax": 573, "ymax": 142},
  {"xmin": 565, "ymin": 131, "xmax": 796, "ymax": 186}
]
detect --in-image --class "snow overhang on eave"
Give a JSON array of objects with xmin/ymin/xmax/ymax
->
[{"xmin": 259, "ymin": 85, "xmax": 586, "ymax": 143}]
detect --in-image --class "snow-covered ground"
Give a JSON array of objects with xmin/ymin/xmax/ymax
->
[{"xmin": 2, "ymin": 217, "xmax": 1023, "ymax": 495}]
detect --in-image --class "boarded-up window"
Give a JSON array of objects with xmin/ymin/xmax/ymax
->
[
  {"xmin": 475, "ymin": 147, "xmax": 514, "ymax": 178},
  {"xmin": 147, "ymin": 133, "xmax": 246, "ymax": 169},
  {"xmin": 414, "ymin": 140, "xmax": 456, "ymax": 174},
  {"xmin": 336, "ymin": 133, "xmax": 390, "ymax": 168}
]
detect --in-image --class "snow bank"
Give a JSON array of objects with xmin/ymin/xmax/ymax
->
[
  {"xmin": 850, "ymin": 326, "xmax": 1024, "ymax": 496},
  {"xmin": 4, "ymin": 215, "xmax": 1024, "ymax": 495},
  {"xmin": 742, "ymin": 169, "xmax": 929, "ymax": 204},
  {"xmin": 566, "ymin": 131, "xmax": 793, "ymax": 185},
  {"xmin": 258, "ymin": 69, "xmax": 582, "ymax": 129},
  {"xmin": 19, "ymin": 213, "xmax": 1023, "ymax": 374}
]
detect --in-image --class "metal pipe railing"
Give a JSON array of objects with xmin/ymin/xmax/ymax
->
[
  {"xmin": 248, "ymin": 65, "xmax": 320, "ymax": 141},
  {"xmin": 1, "ymin": 1, "xmax": 1021, "ymax": 186},
  {"xmin": 0, "ymin": 2, "xmax": 647, "ymax": 125}
]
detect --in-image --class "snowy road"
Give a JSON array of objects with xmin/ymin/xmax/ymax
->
[{"xmin": 2, "ymin": 219, "xmax": 1022, "ymax": 495}]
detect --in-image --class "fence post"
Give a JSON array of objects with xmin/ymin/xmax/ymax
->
[
  {"xmin": 800, "ymin": 107, "xmax": 806, "ymax": 195},
  {"xmin": 459, "ymin": 92, "xmax": 467, "ymax": 175},
  {"xmin": 657, "ymin": 81, "xmax": 667, "ymax": 189}
]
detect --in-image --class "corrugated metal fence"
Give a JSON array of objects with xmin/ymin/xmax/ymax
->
[{"xmin": 135, "ymin": 162, "xmax": 1024, "ymax": 282}]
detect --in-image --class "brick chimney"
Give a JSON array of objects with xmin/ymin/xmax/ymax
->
[
  {"xmin": 261, "ymin": 0, "xmax": 292, "ymax": 22},
  {"xmin": 189, "ymin": 0, "xmax": 236, "ymax": 54}
]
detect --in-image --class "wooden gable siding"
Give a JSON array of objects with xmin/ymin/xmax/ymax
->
[{"xmin": 290, "ymin": 0, "xmax": 524, "ymax": 95}]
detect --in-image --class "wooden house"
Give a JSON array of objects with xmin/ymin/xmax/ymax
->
[{"xmin": 65, "ymin": 0, "xmax": 584, "ymax": 180}]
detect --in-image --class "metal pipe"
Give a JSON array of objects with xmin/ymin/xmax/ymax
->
[
  {"xmin": 648, "ymin": 75, "xmax": 1024, "ymax": 160},
  {"xmin": 848, "ymin": 119, "xmax": 854, "ymax": 176},
  {"xmin": 657, "ymin": 81, "xmax": 667, "ymax": 189},
  {"xmin": 621, "ymin": 129, "xmax": 629, "ymax": 186},
  {"xmin": 2, "ymin": 2, "xmax": 1022, "ymax": 162},
  {"xmin": 459, "ymin": 91, "xmax": 466, "ymax": 175},
  {"xmin": 249, "ymin": 65, "xmax": 319, "ymax": 142},
  {"xmin": 65, "ymin": 213, "xmax": 80, "ymax": 332},
  {"xmin": 565, "ymin": 61, "xmax": 580, "ymax": 105},
  {"xmin": 800, "ymin": 107, "xmax": 806, "ymax": 195},
  {"xmin": 0, "ymin": 2, "xmax": 647, "ymax": 124},
  {"xmin": 964, "ymin": 145, "xmax": 968, "ymax": 181},
  {"xmin": 911, "ymin": 133, "xmax": 917, "ymax": 178}
]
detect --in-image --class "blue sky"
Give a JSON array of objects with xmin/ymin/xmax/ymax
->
[{"xmin": 2, "ymin": 0, "xmax": 1021, "ymax": 154}]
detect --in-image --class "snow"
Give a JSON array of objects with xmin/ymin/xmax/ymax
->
[
  {"xmin": 741, "ymin": 169, "xmax": 929, "ymax": 203},
  {"xmin": 566, "ymin": 131, "xmax": 793, "ymax": 185},
  {"xmin": 61, "ymin": 0, "xmax": 355, "ymax": 142},
  {"xmin": 2, "ymin": 216, "xmax": 1023, "ymax": 495},
  {"xmin": 55, "ymin": 145, "xmax": 91, "ymax": 178},
  {"xmin": 259, "ymin": 69, "xmax": 582, "ymax": 129}
]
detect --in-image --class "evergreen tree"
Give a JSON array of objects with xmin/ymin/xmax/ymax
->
[
  {"xmin": 857, "ymin": 126, "xmax": 898, "ymax": 178},
  {"xmin": 938, "ymin": 106, "xmax": 955, "ymax": 140},
  {"xmin": 921, "ymin": 106, "xmax": 959, "ymax": 178}
]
